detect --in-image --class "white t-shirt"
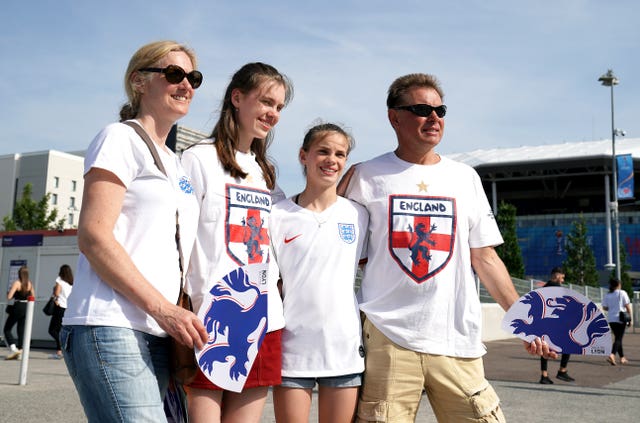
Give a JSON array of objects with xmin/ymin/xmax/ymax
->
[
  {"xmin": 345, "ymin": 152, "xmax": 503, "ymax": 357},
  {"xmin": 55, "ymin": 277, "xmax": 73, "ymax": 309},
  {"xmin": 63, "ymin": 121, "xmax": 198, "ymax": 337},
  {"xmin": 602, "ymin": 289, "xmax": 631, "ymax": 323},
  {"xmin": 181, "ymin": 141, "xmax": 285, "ymax": 332},
  {"xmin": 270, "ymin": 196, "xmax": 368, "ymax": 377}
]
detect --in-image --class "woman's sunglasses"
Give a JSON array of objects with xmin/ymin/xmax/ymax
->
[
  {"xmin": 393, "ymin": 104, "xmax": 447, "ymax": 118},
  {"xmin": 138, "ymin": 65, "xmax": 203, "ymax": 89}
]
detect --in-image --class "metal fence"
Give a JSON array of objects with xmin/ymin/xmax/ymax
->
[{"xmin": 477, "ymin": 277, "xmax": 608, "ymax": 304}]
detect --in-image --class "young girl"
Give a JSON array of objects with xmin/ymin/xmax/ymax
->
[
  {"xmin": 48, "ymin": 264, "xmax": 74, "ymax": 359},
  {"xmin": 270, "ymin": 123, "xmax": 368, "ymax": 423},
  {"xmin": 4, "ymin": 266, "xmax": 35, "ymax": 360},
  {"xmin": 182, "ymin": 62, "xmax": 293, "ymax": 423},
  {"xmin": 602, "ymin": 278, "xmax": 632, "ymax": 365}
]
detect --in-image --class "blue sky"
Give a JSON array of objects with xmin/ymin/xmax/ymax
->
[{"xmin": 2, "ymin": 1, "xmax": 639, "ymax": 195}]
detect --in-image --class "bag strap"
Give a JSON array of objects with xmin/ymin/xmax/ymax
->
[{"xmin": 123, "ymin": 121, "xmax": 186, "ymax": 304}]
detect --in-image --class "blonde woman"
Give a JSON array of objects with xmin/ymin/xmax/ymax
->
[{"xmin": 61, "ymin": 40, "xmax": 208, "ymax": 421}]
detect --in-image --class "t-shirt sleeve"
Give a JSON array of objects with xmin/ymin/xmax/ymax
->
[
  {"xmin": 84, "ymin": 123, "xmax": 142, "ymax": 188},
  {"xmin": 344, "ymin": 165, "xmax": 366, "ymax": 205},
  {"xmin": 467, "ymin": 169, "xmax": 503, "ymax": 248},
  {"xmin": 356, "ymin": 201, "xmax": 370, "ymax": 262}
]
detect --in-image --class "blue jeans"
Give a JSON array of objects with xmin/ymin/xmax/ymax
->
[{"xmin": 61, "ymin": 325, "xmax": 171, "ymax": 422}]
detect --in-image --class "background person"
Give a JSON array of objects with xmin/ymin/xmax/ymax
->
[
  {"xmin": 271, "ymin": 123, "xmax": 368, "ymax": 423},
  {"xmin": 602, "ymin": 278, "xmax": 632, "ymax": 365},
  {"xmin": 339, "ymin": 73, "xmax": 555, "ymax": 422},
  {"xmin": 61, "ymin": 40, "xmax": 208, "ymax": 422},
  {"xmin": 47, "ymin": 264, "xmax": 74, "ymax": 359},
  {"xmin": 4, "ymin": 265, "xmax": 35, "ymax": 361},
  {"xmin": 539, "ymin": 266, "xmax": 574, "ymax": 384},
  {"xmin": 181, "ymin": 62, "xmax": 293, "ymax": 423}
]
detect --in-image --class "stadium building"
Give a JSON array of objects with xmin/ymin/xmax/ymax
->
[{"xmin": 447, "ymin": 138, "xmax": 640, "ymax": 284}]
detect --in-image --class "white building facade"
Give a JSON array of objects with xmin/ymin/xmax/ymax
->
[
  {"xmin": 0, "ymin": 125, "xmax": 207, "ymax": 231},
  {"xmin": 0, "ymin": 151, "xmax": 84, "ymax": 229}
]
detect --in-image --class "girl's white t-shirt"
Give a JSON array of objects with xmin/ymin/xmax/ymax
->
[
  {"xmin": 602, "ymin": 289, "xmax": 631, "ymax": 323},
  {"xmin": 55, "ymin": 277, "xmax": 73, "ymax": 309},
  {"xmin": 181, "ymin": 141, "xmax": 285, "ymax": 332},
  {"xmin": 270, "ymin": 196, "xmax": 368, "ymax": 377}
]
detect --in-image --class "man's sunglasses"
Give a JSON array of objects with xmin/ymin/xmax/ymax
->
[
  {"xmin": 393, "ymin": 104, "xmax": 447, "ymax": 118},
  {"xmin": 138, "ymin": 65, "xmax": 203, "ymax": 89}
]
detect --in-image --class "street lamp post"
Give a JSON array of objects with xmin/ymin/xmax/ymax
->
[{"xmin": 598, "ymin": 69, "xmax": 622, "ymax": 280}]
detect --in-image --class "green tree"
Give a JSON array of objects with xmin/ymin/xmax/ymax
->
[
  {"xmin": 496, "ymin": 201, "xmax": 525, "ymax": 278},
  {"xmin": 562, "ymin": 215, "xmax": 599, "ymax": 287},
  {"xmin": 2, "ymin": 183, "xmax": 66, "ymax": 231}
]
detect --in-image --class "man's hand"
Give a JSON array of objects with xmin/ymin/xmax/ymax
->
[{"xmin": 524, "ymin": 338, "xmax": 558, "ymax": 359}]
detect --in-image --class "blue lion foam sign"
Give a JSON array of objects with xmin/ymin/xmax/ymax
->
[
  {"xmin": 195, "ymin": 264, "xmax": 269, "ymax": 392},
  {"xmin": 502, "ymin": 287, "xmax": 611, "ymax": 355}
]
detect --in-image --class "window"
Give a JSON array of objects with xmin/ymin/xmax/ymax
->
[
  {"xmin": 51, "ymin": 193, "xmax": 58, "ymax": 205},
  {"xmin": 68, "ymin": 213, "xmax": 74, "ymax": 226},
  {"xmin": 54, "ymin": 177, "xmax": 59, "ymax": 188},
  {"xmin": 71, "ymin": 180, "xmax": 77, "ymax": 192},
  {"xmin": 70, "ymin": 197, "xmax": 76, "ymax": 208}
]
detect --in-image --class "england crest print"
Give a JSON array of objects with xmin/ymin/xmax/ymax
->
[
  {"xmin": 225, "ymin": 184, "xmax": 272, "ymax": 266},
  {"xmin": 388, "ymin": 195, "xmax": 456, "ymax": 283}
]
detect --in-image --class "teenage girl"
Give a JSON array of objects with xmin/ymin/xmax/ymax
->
[
  {"xmin": 270, "ymin": 123, "xmax": 368, "ymax": 423},
  {"xmin": 182, "ymin": 62, "xmax": 293, "ymax": 423},
  {"xmin": 4, "ymin": 266, "xmax": 35, "ymax": 360}
]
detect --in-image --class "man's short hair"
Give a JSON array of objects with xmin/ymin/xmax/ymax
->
[
  {"xmin": 386, "ymin": 73, "xmax": 444, "ymax": 109},
  {"xmin": 550, "ymin": 266, "xmax": 564, "ymax": 275}
]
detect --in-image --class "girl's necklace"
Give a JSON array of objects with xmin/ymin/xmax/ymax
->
[{"xmin": 294, "ymin": 194, "xmax": 331, "ymax": 227}]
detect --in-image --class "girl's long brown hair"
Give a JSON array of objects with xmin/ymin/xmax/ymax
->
[{"xmin": 210, "ymin": 62, "xmax": 293, "ymax": 189}]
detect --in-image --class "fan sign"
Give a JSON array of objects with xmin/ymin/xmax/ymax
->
[
  {"xmin": 502, "ymin": 287, "xmax": 611, "ymax": 355},
  {"xmin": 195, "ymin": 264, "xmax": 269, "ymax": 392}
]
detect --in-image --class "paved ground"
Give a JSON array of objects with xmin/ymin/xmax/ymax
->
[{"xmin": 1, "ymin": 332, "xmax": 639, "ymax": 422}]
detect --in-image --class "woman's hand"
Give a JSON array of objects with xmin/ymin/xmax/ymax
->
[{"xmin": 153, "ymin": 302, "xmax": 208, "ymax": 349}]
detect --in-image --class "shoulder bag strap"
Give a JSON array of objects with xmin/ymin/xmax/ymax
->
[
  {"xmin": 123, "ymin": 120, "xmax": 167, "ymax": 175},
  {"xmin": 122, "ymin": 121, "xmax": 186, "ymax": 304}
]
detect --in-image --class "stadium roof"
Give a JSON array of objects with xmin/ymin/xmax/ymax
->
[{"xmin": 445, "ymin": 138, "xmax": 640, "ymax": 168}]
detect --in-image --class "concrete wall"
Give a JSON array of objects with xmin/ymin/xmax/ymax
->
[{"xmin": 482, "ymin": 303, "xmax": 514, "ymax": 342}]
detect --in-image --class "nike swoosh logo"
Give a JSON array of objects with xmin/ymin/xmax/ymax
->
[{"xmin": 284, "ymin": 234, "xmax": 302, "ymax": 244}]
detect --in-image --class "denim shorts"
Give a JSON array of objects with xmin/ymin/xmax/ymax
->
[
  {"xmin": 60, "ymin": 325, "xmax": 171, "ymax": 422},
  {"xmin": 280, "ymin": 372, "xmax": 362, "ymax": 389}
]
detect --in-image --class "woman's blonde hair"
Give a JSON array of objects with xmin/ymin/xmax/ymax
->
[{"xmin": 119, "ymin": 40, "xmax": 197, "ymax": 121}]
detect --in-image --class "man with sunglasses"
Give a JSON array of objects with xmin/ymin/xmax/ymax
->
[{"xmin": 339, "ymin": 73, "xmax": 555, "ymax": 422}]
